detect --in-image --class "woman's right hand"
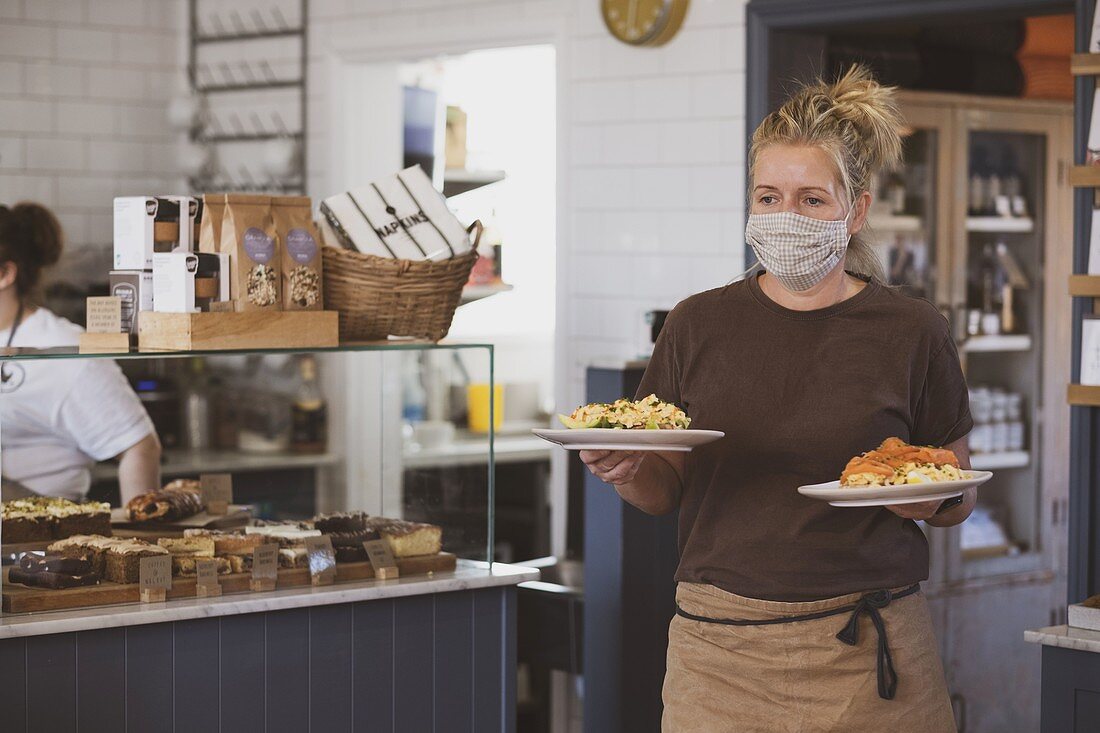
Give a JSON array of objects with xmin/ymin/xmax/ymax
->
[{"xmin": 580, "ymin": 449, "xmax": 646, "ymax": 486}]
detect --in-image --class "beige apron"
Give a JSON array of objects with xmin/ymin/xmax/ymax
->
[{"xmin": 663, "ymin": 582, "xmax": 956, "ymax": 733}]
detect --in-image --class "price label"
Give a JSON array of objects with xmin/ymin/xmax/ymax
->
[
  {"xmin": 252, "ymin": 543, "xmax": 279, "ymax": 580},
  {"xmin": 195, "ymin": 558, "xmax": 220, "ymax": 589},
  {"xmin": 200, "ymin": 473, "xmax": 233, "ymax": 515},
  {"xmin": 86, "ymin": 296, "xmax": 123, "ymax": 334},
  {"xmin": 304, "ymin": 535, "xmax": 336, "ymax": 585},
  {"xmin": 363, "ymin": 539, "xmax": 399, "ymax": 579},
  {"xmin": 139, "ymin": 554, "xmax": 172, "ymax": 590}
]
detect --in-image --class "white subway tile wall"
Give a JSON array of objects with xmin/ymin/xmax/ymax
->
[
  {"xmin": 2, "ymin": 0, "xmax": 747, "ymax": 403},
  {"xmin": 0, "ymin": 0, "xmax": 185, "ymax": 286}
]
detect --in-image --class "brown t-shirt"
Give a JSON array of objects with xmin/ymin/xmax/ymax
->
[{"xmin": 637, "ymin": 273, "xmax": 973, "ymax": 602}]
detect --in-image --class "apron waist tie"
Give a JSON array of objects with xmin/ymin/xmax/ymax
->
[{"xmin": 675, "ymin": 583, "xmax": 920, "ymax": 701}]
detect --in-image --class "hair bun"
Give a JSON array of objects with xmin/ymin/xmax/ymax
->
[
  {"xmin": 820, "ymin": 65, "xmax": 903, "ymax": 173},
  {"xmin": 10, "ymin": 202, "xmax": 62, "ymax": 269}
]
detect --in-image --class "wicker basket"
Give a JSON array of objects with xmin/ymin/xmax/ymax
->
[{"xmin": 322, "ymin": 221, "xmax": 482, "ymax": 342}]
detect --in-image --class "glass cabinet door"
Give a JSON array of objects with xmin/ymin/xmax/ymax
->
[
  {"xmin": 947, "ymin": 104, "xmax": 1063, "ymax": 581},
  {"xmin": 868, "ymin": 100, "xmax": 953, "ymax": 312}
]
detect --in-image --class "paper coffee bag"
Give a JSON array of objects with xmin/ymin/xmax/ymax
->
[
  {"xmin": 220, "ymin": 194, "xmax": 280, "ymax": 311},
  {"xmin": 272, "ymin": 196, "xmax": 323, "ymax": 311},
  {"xmin": 199, "ymin": 194, "xmax": 226, "ymax": 254}
]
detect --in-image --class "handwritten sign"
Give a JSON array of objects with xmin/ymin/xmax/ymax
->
[
  {"xmin": 139, "ymin": 554, "xmax": 171, "ymax": 602},
  {"xmin": 86, "ymin": 296, "xmax": 123, "ymax": 334},
  {"xmin": 305, "ymin": 535, "xmax": 336, "ymax": 585},
  {"xmin": 363, "ymin": 539, "xmax": 399, "ymax": 579},
  {"xmin": 200, "ymin": 473, "xmax": 233, "ymax": 515},
  {"xmin": 252, "ymin": 543, "xmax": 278, "ymax": 581},
  {"xmin": 195, "ymin": 558, "xmax": 221, "ymax": 596}
]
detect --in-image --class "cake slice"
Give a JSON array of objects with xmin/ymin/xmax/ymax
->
[
  {"xmin": 104, "ymin": 540, "xmax": 170, "ymax": 584},
  {"xmin": 51, "ymin": 501, "xmax": 111, "ymax": 539},
  {"xmin": 171, "ymin": 555, "xmax": 231, "ymax": 577},
  {"xmin": 157, "ymin": 536, "xmax": 215, "ymax": 557},
  {"xmin": 366, "ymin": 518, "xmax": 442, "ymax": 558}
]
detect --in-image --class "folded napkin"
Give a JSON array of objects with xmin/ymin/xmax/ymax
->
[{"xmin": 320, "ymin": 166, "xmax": 471, "ymax": 261}]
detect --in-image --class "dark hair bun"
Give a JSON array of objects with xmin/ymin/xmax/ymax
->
[
  {"xmin": 11, "ymin": 202, "xmax": 63, "ymax": 268},
  {"xmin": 0, "ymin": 201, "xmax": 64, "ymax": 297}
]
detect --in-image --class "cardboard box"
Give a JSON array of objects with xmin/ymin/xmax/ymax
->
[
  {"xmin": 152, "ymin": 252, "xmax": 199, "ymax": 313},
  {"xmin": 114, "ymin": 196, "xmax": 194, "ymax": 270},
  {"xmin": 109, "ymin": 270, "xmax": 153, "ymax": 336}
]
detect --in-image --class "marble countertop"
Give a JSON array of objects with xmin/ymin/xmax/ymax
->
[
  {"xmin": 0, "ymin": 560, "xmax": 538, "ymax": 640},
  {"xmin": 1024, "ymin": 625, "xmax": 1100, "ymax": 654}
]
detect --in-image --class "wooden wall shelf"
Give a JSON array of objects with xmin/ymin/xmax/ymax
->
[
  {"xmin": 1070, "ymin": 275, "xmax": 1100, "ymax": 296},
  {"xmin": 1069, "ymin": 384, "xmax": 1100, "ymax": 406},
  {"xmin": 1070, "ymin": 166, "xmax": 1100, "ymax": 187},
  {"xmin": 1072, "ymin": 53, "xmax": 1100, "ymax": 76}
]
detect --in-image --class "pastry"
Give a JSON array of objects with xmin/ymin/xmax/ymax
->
[
  {"xmin": 48, "ymin": 534, "xmax": 130, "ymax": 576},
  {"xmin": 9, "ymin": 566, "xmax": 99, "ymax": 589},
  {"xmin": 104, "ymin": 540, "xmax": 170, "ymax": 584},
  {"xmin": 2, "ymin": 497, "xmax": 111, "ymax": 542},
  {"xmin": 244, "ymin": 524, "xmax": 321, "ymax": 547},
  {"xmin": 157, "ymin": 536, "xmax": 215, "ymax": 557},
  {"xmin": 313, "ymin": 511, "xmax": 370, "ymax": 534},
  {"xmin": 328, "ymin": 529, "xmax": 379, "ymax": 563},
  {"xmin": 50, "ymin": 501, "xmax": 111, "ymax": 538},
  {"xmin": 278, "ymin": 547, "xmax": 309, "ymax": 568},
  {"xmin": 226, "ymin": 554, "xmax": 250, "ymax": 574},
  {"xmin": 9, "ymin": 552, "xmax": 99, "ymax": 589},
  {"xmin": 184, "ymin": 529, "xmax": 267, "ymax": 555},
  {"xmin": 126, "ymin": 479, "xmax": 204, "ymax": 522},
  {"xmin": 366, "ymin": 518, "xmax": 442, "ymax": 558},
  {"xmin": 171, "ymin": 555, "xmax": 231, "ymax": 577},
  {"xmin": 2, "ymin": 512, "xmax": 52, "ymax": 543}
]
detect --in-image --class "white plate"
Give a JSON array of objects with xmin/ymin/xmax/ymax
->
[
  {"xmin": 531, "ymin": 428, "xmax": 725, "ymax": 452},
  {"xmin": 798, "ymin": 471, "xmax": 994, "ymax": 507}
]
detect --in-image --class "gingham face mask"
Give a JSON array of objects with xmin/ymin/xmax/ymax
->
[{"xmin": 745, "ymin": 209, "xmax": 852, "ymax": 292}]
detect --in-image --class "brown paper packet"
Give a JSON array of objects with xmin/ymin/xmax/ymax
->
[
  {"xmin": 219, "ymin": 194, "xmax": 280, "ymax": 311},
  {"xmin": 271, "ymin": 196, "xmax": 323, "ymax": 311},
  {"xmin": 199, "ymin": 194, "xmax": 226, "ymax": 254}
]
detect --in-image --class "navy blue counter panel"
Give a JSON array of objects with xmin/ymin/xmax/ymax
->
[{"xmin": 0, "ymin": 586, "xmax": 516, "ymax": 733}]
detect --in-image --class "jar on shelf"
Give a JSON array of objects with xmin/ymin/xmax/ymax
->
[
  {"xmin": 1005, "ymin": 393, "xmax": 1025, "ymax": 452},
  {"xmin": 989, "ymin": 389, "xmax": 1009, "ymax": 454},
  {"xmin": 969, "ymin": 387, "xmax": 991, "ymax": 454}
]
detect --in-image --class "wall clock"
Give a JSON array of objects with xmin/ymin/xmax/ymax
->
[{"xmin": 601, "ymin": 0, "xmax": 689, "ymax": 47}]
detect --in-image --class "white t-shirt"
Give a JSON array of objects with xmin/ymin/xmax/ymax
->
[{"xmin": 0, "ymin": 308, "xmax": 155, "ymax": 499}]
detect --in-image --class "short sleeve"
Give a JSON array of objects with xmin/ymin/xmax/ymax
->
[
  {"xmin": 635, "ymin": 308, "xmax": 683, "ymax": 407},
  {"xmin": 911, "ymin": 335, "xmax": 973, "ymax": 447},
  {"xmin": 55, "ymin": 360, "xmax": 155, "ymax": 461}
]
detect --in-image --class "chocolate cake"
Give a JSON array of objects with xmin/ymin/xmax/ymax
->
[
  {"xmin": 9, "ymin": 553, "xmax": 99, "ymax": 589},
  {"xmin": 313, "ymin": 511, "xmax": 370, "ymax": 534},
  {"xmin": 328, "ymin": 529, "xmax": 379, "ymax": 563}
]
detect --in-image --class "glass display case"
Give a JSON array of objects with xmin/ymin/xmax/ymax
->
[
  {"xmin": 872, "ymin": 91, "xmax": 1073, "ymax": 583},
  {"xmin": 0, "ymin": 341, "xmax": 498, "ymax": 615}
]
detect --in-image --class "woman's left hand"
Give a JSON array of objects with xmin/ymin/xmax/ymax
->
[{"xmin": 884, "ymin": 499, "xmax": 943, "ymax": 521}]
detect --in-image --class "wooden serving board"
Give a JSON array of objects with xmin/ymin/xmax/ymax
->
[
  {"xmin": 138, "ymin": 310, "xmax": 338, "ymax": 352},
  {"xmin": 2, "ymin": 553, "xmax": 456, "ymax": 613},
  {"xmin": 110, "ymin": 505, "xmax": 252, "ymax": 531}
]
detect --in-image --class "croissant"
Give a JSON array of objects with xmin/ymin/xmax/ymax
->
[{"xmin": 126, "ymin": 479, "xmax": 205, "ymax": 522}]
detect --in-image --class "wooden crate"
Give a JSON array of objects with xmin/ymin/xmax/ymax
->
[{"xmin": 138, "ymin": 310, "xmax": 338, "ymax": 351}]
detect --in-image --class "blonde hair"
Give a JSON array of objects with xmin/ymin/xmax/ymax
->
[{"xmin": 748, "ymin": 64, "xmax": 904, "ymax": 283}]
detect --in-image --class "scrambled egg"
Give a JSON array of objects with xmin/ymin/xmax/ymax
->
[
  {"xmin": 559, "ymin": 394, "xmax": 691, "ymax": 430},
  {"xmin": 842, "ymin": 461, "xmax": 964, "ymax": 487}
]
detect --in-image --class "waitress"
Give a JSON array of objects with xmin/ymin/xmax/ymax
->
[
  {"xmin": 0, "ymin": 202, "xmax": 161, "ymax": 504},
  {"xmin": 582, "ymin": 66, "xmax": 969, "ymax": 732}
]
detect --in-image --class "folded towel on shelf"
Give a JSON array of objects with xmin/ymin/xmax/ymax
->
[{"xmin": 320, "ymin": 166, "xmax": 471, "ymax": 261}]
